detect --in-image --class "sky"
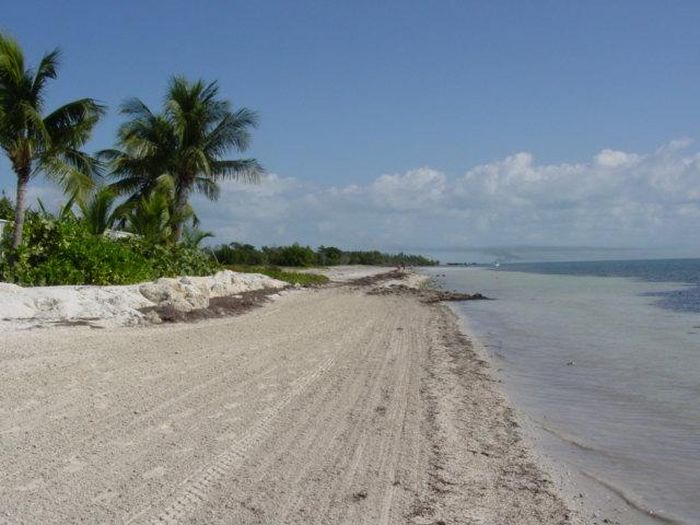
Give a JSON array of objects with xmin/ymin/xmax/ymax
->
[{"xmin": 2, "ymin": 0, "xmax": 700, "ymax": 261}]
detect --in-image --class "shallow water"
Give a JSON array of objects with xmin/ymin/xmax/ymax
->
[{"xmin": 425, "ymin": 264, "xmax": 700, "ymax": 524}]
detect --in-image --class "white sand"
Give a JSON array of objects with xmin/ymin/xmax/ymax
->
[
  {"xmin": 0, "ymin": 268, "xmax": 584, "ymax": 524},
  {"xmin": 295, "ymin": 265, "xmax": 390, "ymax": 282}
]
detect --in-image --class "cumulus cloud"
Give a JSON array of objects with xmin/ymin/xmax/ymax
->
[
  {"xmin": 193, "ymin": 139, "xmax": 700, "ymax": 254},
  {"xmin": 595, "ymin": 149, "xmax": 641, "ymax": 168},
  {"xmin": 11, "ymin": 139, "xmax": 700, "ymax": 257},
  {"xmin": 369, "ymin": 168, "xmax": 447, "ymax": 211}
]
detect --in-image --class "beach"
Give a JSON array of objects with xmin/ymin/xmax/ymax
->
[
  {"xmin": 0, "ymin": 269, "xmax": 582, "ymax": 524},
  {"xmin": 430, "ymin": 264, "xmax": 700, "ymax": 525}
]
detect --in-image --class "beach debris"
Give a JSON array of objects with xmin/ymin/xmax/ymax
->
[
  {"xmin": 351, "ymin": 491, "xmax": 368, "ymax": 501},
  {"xmin": 367, "ymin": 284, "xmax": 489, "ymax": 303},
  {"xmin": 145, "ymin": 288, "xmax": 280, "ymax": 323}
]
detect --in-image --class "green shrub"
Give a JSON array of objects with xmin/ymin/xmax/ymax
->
[
  {"xmin": 263, "ymin": 243, "xmax": 317, "ymax": 267},
  {"xmin": 316, "ymin": 245, "xmax": 344, "ymax": 265},
  {"xmin": 0, "ymin": 215, "xmax": 153, "ymax": 285},
  {"xmin": 0, "ymin": 214, "xmax": 219, "ymax": 286},
  {"xmin": 136, "ymin": 241, "xmax": 219, "ymax": 278},
  {"xmin": 213, "ymin": 242, "xmax": 267, "ymax": 265},
  {"xmin": 227, "ymin": 265, "xmax": 329, "ymax": 286},
  {"xmin": 0, "ymin": 194, "xmax": 14, "ymax": 220}
]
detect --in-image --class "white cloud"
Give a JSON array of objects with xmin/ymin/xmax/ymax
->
[
  {"xmin": 369, "ymin": 168, "xmax": 447, "ymax": 211},
  {"xmin": 193, "ymin": 139, "xmax": 700, "ymax": 253},
  {"xmin": 11, "ymin": 139, "xmax": 700, "ymax": 256},
  {"xmin": 595, "ymin": 149, "xmax": 641, "ymax": 168}
]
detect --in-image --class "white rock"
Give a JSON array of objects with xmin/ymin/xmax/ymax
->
[
  {"xmin": 0, "ymin": 270, "xmax": 288, "ymax": 328},
  {"xmin": 139, "ymin": 277, "xmax": 210, "ymax": 312}
]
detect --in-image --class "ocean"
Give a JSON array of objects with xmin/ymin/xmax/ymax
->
[{"xmin": 424, "ymin": 259, "xmax": 700, "ymax": 525}]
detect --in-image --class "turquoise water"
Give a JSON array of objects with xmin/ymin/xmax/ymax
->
[
  {"xmin": 501, "ymin": 258, "xmax": 700, "ymax": 313},
  {"xmin": 426, "ymin": 262, "xmax": 700, "ymax": 524}
]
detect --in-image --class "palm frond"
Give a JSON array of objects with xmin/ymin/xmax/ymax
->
[
  {"xmin": 39, "ymin": 150, "xmax": 97, "ymax": 202},
  {"xmin": 44, "ymin": 98, "xmax": 105, "ymax": 141},
  {"xmin": 212, "ymin": 159, "xmax": 264, "ymax": 183},
  {"xmin": 182, "ymin": 226, "xmax": 214, "ymax": 248},
  {"xmin": 119, "ymin": 97, "xmax": 154, "ymax": 119},
  {"xmin": 194, "ymin": 176, "xmax": 220, "ymax": 200},
  {"xmin": 203, "ymin": 109, "xmax": 257, "ymax": 155},
  {"xmin": 78, "ymin": 186, "xmax": 119, "ymax": 234},
  {"xmin": 106, "ymin": 75, "xmax": 263, "ymax": 240},
  {"xmin": 31, "ymin": 48, "xmax": 60, "ymax": 100},
  {"xmin": 0, "ymin": 33, "xmax": 26, "ymax": 87}
]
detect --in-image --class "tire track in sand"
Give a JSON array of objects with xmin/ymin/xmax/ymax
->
[{"xmin": 130, "ymin": 351, "xmax": 340, "ymax": 524}]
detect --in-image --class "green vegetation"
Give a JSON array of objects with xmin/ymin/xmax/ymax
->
[
  {"xmin": 227, "ymin": 265, "xmax": 329, "ymax": 286},
  {"xmin": 212, "ymin": 243, "xmax": 438, "ymax": 267},
  {"xmin": 0, "ymin": 33, "xmax": 105, "ymax": 250},
  {"xmin": 0, "ymin": 32, "xmax": 263, "ymax": 252},
  {"xmin": 0, "ymin": 33, "xmax": 437, "ymax": 287},
  {"xmin": 0, "ymin": 205, "xmax": 217, "ymax": 286},
  {"xmin": 100, "ymin": 76, "xmax": 263, "ymax": 241}
]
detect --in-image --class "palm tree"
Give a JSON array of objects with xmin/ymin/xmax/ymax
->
[
  {"xmin": 182, "ymin": 226, "xmax": 214, "ymax": 249},
  {"xmin": 122, "ymin": 176, "xmax": 192, "ymax": 245},
  {"xmin": 78, "ymin": 186, "xmax": 121, "ymax": 235},
  {"xmin": 102, "ymin": 76, "xmax": 263, "ymax": 241},
  {"xmin": 0, "ymin": 33, "xmax": 104, "ymax": 249}
]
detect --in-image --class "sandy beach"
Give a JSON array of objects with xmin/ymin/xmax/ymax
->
[{"xmin": 0, "ymin": 269, "xmax": 581, "ymax": 524}]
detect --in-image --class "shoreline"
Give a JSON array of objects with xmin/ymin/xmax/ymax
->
[
  {"xmin": 446, "ymin": 306, "xmax": 625, "ymax": 525},
  {"xmin": 438, "ymin": 272, "xmax": 680, "ymax": 525},
  {"xmin": 1, "ymin": 267, "xmax": 584, "ymax": 523}
]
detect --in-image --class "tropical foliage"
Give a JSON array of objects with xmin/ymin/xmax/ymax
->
[
  {"xmin": 0, "ymin": 33, "xmax": 438, "ymax": 287},
  {"xmin": 78, "ymin": 186, "xmax": 120, "ymax": 235},
  {"xmin": 0, "ymin": 33, "xmax": 104, "ymax": 248},
  {"xmin": 0, "ymin": 205, "xmax": 217, "ymax": 286},
  {"xmin": 101, "ymin": 76, "xmax": 264, "ymax": 241}
]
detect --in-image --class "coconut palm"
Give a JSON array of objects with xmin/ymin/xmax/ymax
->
[
  {"xmin": 78, "ymin": 186, "xmax": 122, "ymax": 235},
  {"xmin": 125, "ymin": 186, "xmax": 174, "ymax": 244},
  {"xmin": 102, "ymin": 76, "xmax": 263, "ymax": 241},
  {"xmin": 119, "ymin": 175, "xmax": 193, "ymax": 244},
  {"xmin": 182, "ymin": 226, "xmax": 214, "ymax": 249},
  {"xmin": 0, "ymin": 33, "xmax": 104, "ymax": 249}
]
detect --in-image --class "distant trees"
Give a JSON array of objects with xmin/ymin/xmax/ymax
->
[
  {"xmin": 0, "ymin": 33, "xmax": 104, "ymax": 249},
  {"xmin": 212, "ymin": 242, "xmax": 267, "ymax": 266},
  {"xmin": 317, "ymin": 245, "xmax": 343, "ymax": 265},
  {"xmin": 211, "ymin": 242, "xmax": 438, "ymax": 267}
]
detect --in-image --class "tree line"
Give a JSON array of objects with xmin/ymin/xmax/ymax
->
[{"xmin": 212, "ymin": 243, "xmax": 438, "ymax": 267}]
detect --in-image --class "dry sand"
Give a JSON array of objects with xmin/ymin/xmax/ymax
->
[{"xmin": 0, "ymin": 271, "xmax": 582, "ymax": 524}]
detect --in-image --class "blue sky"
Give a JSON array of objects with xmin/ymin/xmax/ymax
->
[{"xmin": 2, "ymin": 1, "xmax": 700, "ymax": 260}]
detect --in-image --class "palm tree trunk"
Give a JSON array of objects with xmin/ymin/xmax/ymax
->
[
  {"xmin": 173, "ymin": 189, "xmax": 188, "ymax": 242},
  {"xmin": 12, "ymin": 170, "xmax": 30, "ymax": 250}
]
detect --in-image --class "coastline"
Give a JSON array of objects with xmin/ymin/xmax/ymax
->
[
  {"xmin": 438, "ymin": 270, "xmax": 681, "ymax": 525},
  {"xmin": 1, "ymin": 267, "xmax": 583, "ymax": 523},
  {"xmin": 446, "ymin": 305, "xmax": 628, "ymax": 525}
]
